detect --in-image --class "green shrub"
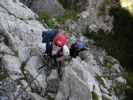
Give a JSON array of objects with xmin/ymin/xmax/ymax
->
[
  {"xmin": 16, "ymin": 78, "xmax": 25, "ymax": 85},
  {"xmin": 102, "ymin": 95, "xmax": 109, "ymax": 100},
  {"xmin": 127, "ymin": 71, "xmax": 133, "ymax": 87},
  {"xmin": 95, "ymin": 75, "xmax": 103, "ymax": 84},
  {"xmin": 37, "ymin": 11, "xmax": 57, "ymax": 28},
  {"xmin": 96, "ymin": 0, "xmax": 113, "ymax": 16},
  {"xmin": 0, "ymin": 66, "xmax": 9, "ymax": 81},
  {"xmin": 37, "ymin": 10, "xmax": 78, "ymax": 28},
  {"xmin": 0, "ymin": 72, "xmax": 9, "ymax": 81},
  {"xmin": 20, "ymin": 61, "xmax": 27, "ymax": 80},
  {"xmin": 55, "ymin": 10, "xmax": 77, "ymax": 23},
  {"xmin": 58, "ymin": 0, "xmax": 80, "ymax": 12},
  {"xmin": 92, "ymin": 91, "xmax": 99, "ymax": 100}
]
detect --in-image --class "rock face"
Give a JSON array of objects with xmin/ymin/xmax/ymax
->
[
  {"xmin": 56, "ymin": 47, "xmax": 126, "ymax": 100},
  {"xmin": 0, "ymin": 0, "xmax": 127, "ymax": 100},
  {"xmin": 20, "ymin": 0, "xmax": 65, "ymax": 18},
  {"xmin": 0, "ymin": 0, "xmax": 46, "ymax": 48},
  {"xmin": 64, "ymin": 0, "xmax": 113, "ymax": 33},
  {"xmin": 58, "ymin": 0, "xmax": 89, "ymax": 11},
  {"xmin": 20, "ymin": 0, "xmax": 113, "ymax": 32},
  {"xmin": 20, "ymin": 0, "xmax": 33, "ymax": 7},
  {"xmin": 2, "ymin": 55, "xmax": 22, "ymax": 80},
  {"xmin": 0, "ymin": 0, "xmax": 46, "ymax": 99}
]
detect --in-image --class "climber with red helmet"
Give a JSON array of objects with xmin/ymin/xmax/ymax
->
[
  {"xmin": 39, "ymin": 29, "xmax": 70, "ymax": 79},
  {"xmin": 39, "ymin": 29, "xmax": 69, "ymax": 58},
  {"xmin": 39, "ymin": 28, "xmax": 70, "ymax": 77}
]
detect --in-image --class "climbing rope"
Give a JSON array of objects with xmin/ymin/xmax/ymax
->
[
  {"xmin": 14, "ymin": 64, "xmax": 48, "ymax": 99},
  {"xmin": 14, "ymin": 55, "xmax": 64, "ymax": 99}
]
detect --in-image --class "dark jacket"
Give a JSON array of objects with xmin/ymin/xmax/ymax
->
[{"xmin": 70, "ymin": 43, "xmax": 85, "ymax": 58}]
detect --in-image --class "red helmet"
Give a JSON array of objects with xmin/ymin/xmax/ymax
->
[{"xmin": 53, "ymin": 33, "xmax": 67, "ymax": 47}]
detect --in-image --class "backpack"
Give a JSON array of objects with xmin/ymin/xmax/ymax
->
[
  {"xmin": 42, "ymin": 29, "xmax": 58, "ymax": 43},
  {"xmin": 42, "ymin": 29, "xmax": 58, "ymax": 56},
  {"xmin": 64, "ymin": 32, "xmax": 81, "ymax": 48}
]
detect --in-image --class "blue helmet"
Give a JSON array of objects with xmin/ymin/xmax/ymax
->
[{"xmin": 75, "ymin": 40, "xmax": 85, "ymax": 49}]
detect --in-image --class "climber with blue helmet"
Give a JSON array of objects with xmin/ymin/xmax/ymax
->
[{"xmin": 70, "ymin": 36, "xmax": 86, "ymax": 58}]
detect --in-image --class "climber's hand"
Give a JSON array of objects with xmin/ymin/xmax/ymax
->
[{"xmin": 38, "ymin": 43, "xmax": 46, "ymax": 54}]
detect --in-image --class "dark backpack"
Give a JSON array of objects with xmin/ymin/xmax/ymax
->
[
  {"xmin": 42, "ymin": 29, "xmax": 58, "ymax": 56},
  {"xmin": 42, "ymin": 29, "xmax": 58, "ymax": 43}
]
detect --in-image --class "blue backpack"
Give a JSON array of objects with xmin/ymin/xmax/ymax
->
[
  {"xmin": 42, "ymin": 29, "xmax": 58, "ymax": 55},
  {"xmin": 75, "ymin": 40, "xmax": 85, "ymax": 49},
  {"xmin": 42, "ymin": 29, "xmax": 58, "ymax": 43}
]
